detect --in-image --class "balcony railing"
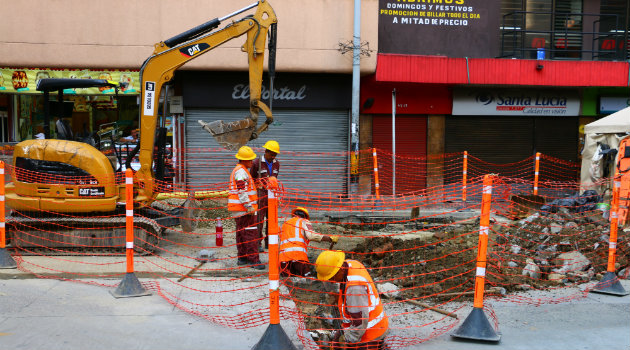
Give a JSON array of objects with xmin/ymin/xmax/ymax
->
[{"xmin": 500, "ymin": 11, "xmax": 628, "ymax": 61}]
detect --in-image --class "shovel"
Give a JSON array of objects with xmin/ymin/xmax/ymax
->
[{"xmin": 177, "ymin": 250, "xmax": 215, "ymax": 282}]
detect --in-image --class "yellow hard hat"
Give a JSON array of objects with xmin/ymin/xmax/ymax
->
[
  {"xmin": 263, "ymin": 140, "xmax": 280, "ymax": 154},
  {"xmin": 292, "ymin": 207, "xmax": 309, "ymax": 219},
  {"xmin": 235, "ymin": 146, "xmax": 256, "ymax": 160},
  {"xmin": 315, "ymin": 250, "xmax": 345, "ymax": 281}
]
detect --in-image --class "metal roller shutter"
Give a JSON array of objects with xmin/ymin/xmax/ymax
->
[
  {"xmin": 534, "ymin": 117, "xmax": 578, "ymax": 163},
  {"xmin": 184, "ymin": 109, "xmax": 349, "ymax": 193},
  {"xmin": 445, "ymin": 116, "xmax": 577, "ymax": 180},
  {"xmin": 446, "ymin": 116, "xmax": 534, "ymax": 165},
  {"xmin": 372, "ymin": 115, "xmax": 427, "ymax": 195}
]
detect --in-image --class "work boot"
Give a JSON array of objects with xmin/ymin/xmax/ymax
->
[
  {"xmin": 248, "ymin": 261, "xmax": 265, "ymax": 270},
  {"xmin": 237, "ymin": 258, "xmax": 248, "ymax": 266}
]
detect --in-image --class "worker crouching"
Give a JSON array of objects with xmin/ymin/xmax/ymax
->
[
  {"xmin": 315, "ymin": 250, "xmax": 389, "ymax": 350},
  {"xmin": 280, "ymin": 207, "xmax": 338, "ymax": 279}
]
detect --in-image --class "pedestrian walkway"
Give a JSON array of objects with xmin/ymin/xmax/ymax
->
[{"xmin": 0, "ymin": 278, "xmax": 628, "ymax": 350}]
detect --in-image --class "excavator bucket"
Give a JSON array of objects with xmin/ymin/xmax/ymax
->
[{"xmin": 198, "ymin": 118, "xmax": 256, "ymax": 151}]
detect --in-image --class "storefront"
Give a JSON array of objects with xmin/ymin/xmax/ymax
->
[
  {"xmin": 0, "ymin": 68, "xmax": 140, "ymax": 143},
  {"xmin": 360, "ymin": 78, "xmax": 452, "ymax": 195},
  {"xmin": 448, "ymin": 88, "xmax": 580, "ymax": 173},
  {"xmin": 179, "ymin": 71, "xmax": 352, "ymax": 193}
]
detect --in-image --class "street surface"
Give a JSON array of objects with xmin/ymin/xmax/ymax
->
[{"xmin": 0, "ymin": 278, "xmax": 628, "ymax": 350}]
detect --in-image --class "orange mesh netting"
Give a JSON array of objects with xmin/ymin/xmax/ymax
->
[{"xmin": 2, "ymin": 148, "xmax": 627, "ymax": 349}]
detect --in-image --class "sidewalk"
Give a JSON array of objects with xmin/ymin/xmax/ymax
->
[{"xmin": 0, "ymin": 278, "xmax": 628, "ymax": 350}]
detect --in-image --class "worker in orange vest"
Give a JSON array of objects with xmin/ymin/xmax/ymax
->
[
  {"xmin": 229, "ymin": 146, "xmax": 263, "ymax": 270},
  {"xmin": 279, "ymin": 207, "xmax": 338, "ymax": 278},
  {"xmin": 315, "ymin": 250, "xmax": 389, "ymax": 350}
]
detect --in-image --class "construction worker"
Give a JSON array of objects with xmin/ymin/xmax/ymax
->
[
  {"xmin": 251, "ymin": 140, "xmax": 280, "ymax": 251},
  {"xmin": 315, "ymin": 250, "xmax": 389, "ymax": 350},
  {"xmin": 229, "ymin": 146, "xmax": 263, "ymax": 270},
  {"xmin": 280, "ymin": 207, "xmax": 338, "ymax": 278}
]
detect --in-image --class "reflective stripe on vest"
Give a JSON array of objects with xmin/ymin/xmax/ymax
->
[
  {"xmin": 339, "ymin": 260, "xmax": 389, "ymax": 342},
  {"xmin": 279, "ymin": 217, "xmax": 308, "ymax": 262},
  {"xmin": 228, "ymin": 164, "xmax": 258, "ymax": 212}
]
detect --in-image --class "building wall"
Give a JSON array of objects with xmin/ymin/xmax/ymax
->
[{"xmin": 0, "ymin": 0, "xmax": 378, "ymax": 74}]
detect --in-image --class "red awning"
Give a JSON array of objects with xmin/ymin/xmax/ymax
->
[{"xmin": 376, "ymin": 54, "xmax": 630, "ymax": 87}]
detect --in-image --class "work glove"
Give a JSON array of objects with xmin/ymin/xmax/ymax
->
[
  {"xmin": 331, "ymin": 330, "xmax": 343, "ymax": 342},
  {"xmin": 331, "ymin": 235, "xmax": 340, "ymax": 243},
  {"xmin": 246, "ymin": 206, "xmax": 256, "ymax": 214}
]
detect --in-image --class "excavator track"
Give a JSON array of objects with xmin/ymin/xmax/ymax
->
[{"xmin": 7, "ymin": 213, "xmax": 164, "ymax": 256}]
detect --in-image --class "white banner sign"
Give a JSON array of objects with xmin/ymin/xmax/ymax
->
[{"xmin": 453, "ymin": 89, "xmax": 580, "ymax": 116}]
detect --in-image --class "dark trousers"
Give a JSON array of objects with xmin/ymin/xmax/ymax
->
[
  {"xmin": 280, "ymin": 260, "xmax": 312, "ymax": 277},
  {"xmin": 235, "ymin": 214, "xmax": 259, "ymax": 263},
  {"xmin": 257, "ymin": 191, "xmax": 269, "ymax": 247}
]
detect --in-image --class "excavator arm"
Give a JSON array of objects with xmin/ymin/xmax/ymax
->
[{"xmin": 135, "ymin": 0, "xmax": 277, "ymax": 201}]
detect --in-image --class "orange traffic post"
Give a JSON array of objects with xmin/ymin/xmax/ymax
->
[
  {"xmin": 372, "ymin": 148, "xmax": 381, "ymax": 201},
  {"xmin": 462, "ymin": 151, "xmax": 468, "ymax": 204},
  {"xmin": 252, "ymin": 184, "xmax": 297, "ymax": 350},
  {"xmin": 452, "ymin": 174, "xmax": 501, "ymax": 342},
  {"xmin": 111, "ymin": 169, "xmax": 150, "ymax": 298},
  {"xmin": 592, "ymin": 174, "xmax": 629, "ymax": 296},
  {"xmin": 0, "ymin": 161, "xmax": 17, "ymax": 269},
  {"xmin": 533, "ymin": 152, "xmax": 540, "ymax": 195}
]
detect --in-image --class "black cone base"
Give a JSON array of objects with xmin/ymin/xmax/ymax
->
[
  {"xmin": 451, "ymin": 307, "xmax": 501, "ymax": 342},
  {"xmin": 110, "ymin": 272, "xmax": 151, "ymax": 298},
  {"xmin": 251, "ymin": 324, "xmax": 298, "ymax": 350},
  {"xmin": 0, "ymin": 248, "xmax": 17, "ymax": 269},
  {"xmin": 591, "ymin": 271, "xmax": 629, "ymax": 296}
]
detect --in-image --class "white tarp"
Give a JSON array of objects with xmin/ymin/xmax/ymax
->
[{"xmin": 581, "ymin": 106, "xmax": 630, "ymax": 193}]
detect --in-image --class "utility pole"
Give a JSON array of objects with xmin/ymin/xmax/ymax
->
[{"xmin": 350, "ymin": 0, "xmax": 361, "ymax": 194}]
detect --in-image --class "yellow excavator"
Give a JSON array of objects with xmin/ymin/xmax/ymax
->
[{"xmin": 6, "ymin": 0, "xmax": 278, "ymax": 253}]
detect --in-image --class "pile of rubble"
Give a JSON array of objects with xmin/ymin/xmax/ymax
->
[
  {"xmin": 350, "ymin": 209, "xmax": 629, "ymax": 298},
  {"xmin": 491, "ymin": 211, "xmax": 629, "ymax": 289}
]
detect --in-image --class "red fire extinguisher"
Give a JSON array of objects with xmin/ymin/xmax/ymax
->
[{"xmin": 216, "ymin": 217, "xmax": 223, "ymax": 247}]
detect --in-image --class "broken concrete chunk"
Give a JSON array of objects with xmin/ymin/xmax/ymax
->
[
  {"xmin": 564, "ymin": 222, "xmax": 578, "ymax": 228},
  {"xmin": 548, "ymin": 273, "xmax": 566, "ymax": 284},
  {"xmin": 379, "ymin": 282, "xmax": 400, "ymax": 299},
  {"xmin": 522, "ymin": 259, "xmax": 541, "ymax": 279},
  {"xmin": 549, "ymin": 223, "xmax": 562, "ymax": 234},
  {"xmin": 553, "ymin": 251, "xmax": 590, "ymax": 274}
]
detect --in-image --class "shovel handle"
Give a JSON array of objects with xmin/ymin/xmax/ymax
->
[{"xmin": 177, "ymin": 261, "xmax": 206, "ymax": 282}]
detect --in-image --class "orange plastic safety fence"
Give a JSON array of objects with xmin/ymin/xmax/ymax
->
[{"xmin": 4, "ymin": 149, "xmax": 628, "ymax": 350}]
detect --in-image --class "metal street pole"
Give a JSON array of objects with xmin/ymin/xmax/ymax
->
[
  {"xmin": 350, "ymin": 0, "xmax": 361, "ymax": 195},
  {"xmin": 392, "ymin": 88, "xmax": 396, "ymax": 197}
]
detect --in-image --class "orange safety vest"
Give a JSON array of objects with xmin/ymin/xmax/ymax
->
[
  {"xmin": 279, "ymin": 217, "xmax": 309, "ymax": 263},
  {"xmin": 228, "ymin": 164, "xmax": 258, "ymax": 213},
  {"xmin": 338, "ymin": 260, "xmax": 388, "ymax": 342}
]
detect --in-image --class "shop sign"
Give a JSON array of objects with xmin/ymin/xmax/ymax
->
[
  {"xmin": 599, "ymin": 97, "xmax": 630, "ymax": 114},
  {"xmin": 378, "ymin": 0, "xmax": 501, "ymax": 57},
  {"xmin": 182, "ymin": 72, "xmax": 351, "ymax": 109},
  {"xmin": 453, "ymin": 89, "xmax": 580, "ymax": 116},
  {"xmin": 0, "ymin": 68, "xmax": 139, "ymax": 95}
]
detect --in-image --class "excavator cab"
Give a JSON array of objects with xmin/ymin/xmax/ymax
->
[
  {"xmin": 36, "ymin": 79, "xmax": 125, "ymax": 141},
  {"xmin": 36, "ymin": 78, "xmax": 129, "ymax": 171}
]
